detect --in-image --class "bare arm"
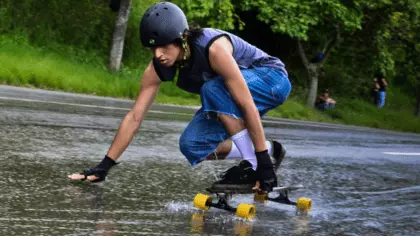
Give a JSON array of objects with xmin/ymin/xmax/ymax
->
[
  {"xmin": 107, "ymin": 61, "xmax": 161, "ymax": 160},
  {"xmin": 318, "ymin": 95, "xmax": 327, "ymax": 103},
  {"xmin": 327, "ymin": 97, "xmax": 336, "ymax": 104},
  {"xmin": 208, "ymin": 37, "xmax": 266, "ymax": 152},
  {"xmin": 381, "ymin": 78, "xmax": 388, "ymax": 88}
]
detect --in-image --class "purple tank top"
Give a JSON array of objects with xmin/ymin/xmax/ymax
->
[
  {"xmin": 153, "ymin": 28, "xmax": 288, "ymax": 94},
  {"xmin": 198, "ymin": 28, "xmax": 287, "ymax": 75}
]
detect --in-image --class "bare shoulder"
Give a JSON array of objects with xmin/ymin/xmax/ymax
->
[{"xmin": 208, "ymin": 36, "xmax": 233, "ymax": 56}]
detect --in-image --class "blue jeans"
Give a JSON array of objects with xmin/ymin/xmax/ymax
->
[
  {"xmin": 179, "ymin": 67, "xmax": 291, "ymax": 166},
  {"xmin": 377, "ymin": 91, "xmax": 386, "ymax": 108},
  {"xmin": 316, "ymin": 103, "xmax": 335, "ymax": 111}
]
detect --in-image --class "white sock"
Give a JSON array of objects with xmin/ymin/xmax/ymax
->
[
  {"xmin": 231, "ymin": 129, "xmax": 257, "ymax": 170},
  {"xmin": 226, "ymin": 141, "xmax": 241, "ymax": 159},
  {"xmin": 226, "ymin": 140, "xmax": 273, "ymax": 159}
]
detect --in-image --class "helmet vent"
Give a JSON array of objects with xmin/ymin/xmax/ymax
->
[
  {"xmin": 164, "ymin": 7, "xmax": 168, "ymax": 10},
  {"xmin": 156, "ymin": 13, "xmax": 159, "ymax": 16},
  {"xmin": 145, "ymin": 13, "xmax": 150, "ymax": 17}
]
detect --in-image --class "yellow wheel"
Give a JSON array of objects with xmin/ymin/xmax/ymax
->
[
  {"xmin": 296, "ymin": 197, "xmax": 312, "ymax": 213},
  {"xmin": 191, "ymin": 212, "xmax": 205, "ymax": 222},
  {"xmin": 236, "ymin": 203, "xmax": 256, "ymax": 220},
  {"xmin": 254, "ymin": 192, "xmax": 268, "ymax": 203},
  {"xmin": 193, "ymin": 193, "xmax": 212, "ymax": 210},
  {"xmin": 190, "ymin": 213, "xmax": 205, "ymax": 233}
]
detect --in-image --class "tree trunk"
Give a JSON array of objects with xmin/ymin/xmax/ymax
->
[
  {"xmin": 109, "ymin": 0, "xmax": 132, "ymax": 72},
  {"xmin": 415, "ymin": 92, "xmax": 420, "ymax": 117},
  {"xmin": 297, "ymin": 40, "xmax": 319, "ymax": 108},
  {"xmin": 296, "ymin": 27, "xmax": 341, "ymax": 108},
  {"xmin": 306, "ymin": 64, "xmax": 319, "ymax": 108}
]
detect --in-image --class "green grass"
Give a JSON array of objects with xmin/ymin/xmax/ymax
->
[
  {"xmin": 267, "ymin": 97, "xmax": 337, "ymax": 123},
  {"xmin": 325, "ymin": 99, "xmax": 420, "ymax": 133},
  {"xmin": 0, "ymin": 35, "xmax": 200, "ymax": 106},
  {"xmin": 1, "ymin": 36, "xmax": 419, "ymax": 133}
]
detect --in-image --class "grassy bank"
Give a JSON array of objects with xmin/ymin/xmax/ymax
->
[
  {"xmin": 0, "ymin": 35, "xmax": 200, "ymax": 106},
  {"xmin": 1, "ymin": 37, "xmax": 419, "ymax": 133}
]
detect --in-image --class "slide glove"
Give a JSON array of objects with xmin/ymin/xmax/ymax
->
[
  {"xmin": 82, "ymin": 155, "xmax": 118, "ymax": 183},
  {"xmin": 255, "ymin": 150, "xmax": 278, "ymax": 191}
]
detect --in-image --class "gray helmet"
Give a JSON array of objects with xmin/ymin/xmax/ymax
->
[{"xmin": 140, "ymin": 2, "xmax": 189, "ymax": 47}]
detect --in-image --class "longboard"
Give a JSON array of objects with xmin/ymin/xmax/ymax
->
[{"xmin": 193, "ymin": 184, "xmax": 311, "ymax": 220}]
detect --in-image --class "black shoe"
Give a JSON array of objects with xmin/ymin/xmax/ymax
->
[
  {"xmin": 210, "ymin": 160, "xmax": 256, "ymax": 192},
  {"xmin": 270, "ymin": 140, "xmax": 286, "ymax": 172}
]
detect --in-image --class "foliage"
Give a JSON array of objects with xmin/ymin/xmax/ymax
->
[
  {"xmin": 174, "ymin": 0, "xmax": 241, "ymax": 30},
  {"xmin": 241, "ymin": 0, "xmax": 364, "ymax": 40},
  {"xmin": 0, "ymin": 0, "xmax": 158, "ymax": 64},
  {"xmin": 1, "ymin": 0, "xmax": 113, "ymax": 53},
  {"xmin": 385, "ymin": 0, "xmax": 420, "ymax": 97},
  {"xmin": 0, "ymin": 0, "xmax": 419, "ymax": 126}
]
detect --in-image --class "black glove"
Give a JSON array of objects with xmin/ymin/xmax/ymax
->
[
  {"xmin": 82, "ymin": 155, "xmax": 118, "ymax": 183},
  {"xmin": 255, "ymin": 150, "xmax": 277, "ymax": 191}
]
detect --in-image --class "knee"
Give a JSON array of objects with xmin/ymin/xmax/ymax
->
[
  {"xmin": 179, "ymin": 131, "xmax": 194, "ymax": 158},
  {"xmin": 200, "ymin": 79, "xmax": 225, "ymax": 100}
]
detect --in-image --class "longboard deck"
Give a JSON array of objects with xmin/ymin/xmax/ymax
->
[{"xmin": 207, "ymin": 184, "xmax": 304, "ymax": 195}]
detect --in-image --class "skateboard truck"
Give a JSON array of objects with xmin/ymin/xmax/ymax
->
[
  {"xmin": 194, "ymin": 190, "xmax": 256, "ymax": 220},
  {"xmin": 210, "ymin": 192, "xmax": 236, "ymax": 213}
]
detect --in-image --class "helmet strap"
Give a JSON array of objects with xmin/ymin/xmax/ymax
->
[
  {"xmin": 173, "ymin": 39, "xmax": 188, "ymax": 85},
  {"xmin": 179, "ymin": 39, "xmax": 188, "ymax": 68},
  {"xmin": 182, "ymin": 40, "xmax": 187, "ymax": 61}
]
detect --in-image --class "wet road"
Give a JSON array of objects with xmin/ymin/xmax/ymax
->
[{"xmin": 1, "ymin": 85, "xmax": 420, "ymax": 235}]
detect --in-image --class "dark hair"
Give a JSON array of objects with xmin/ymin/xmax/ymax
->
[
  {"xmin": 374, "ymin": 72, "xmax": 384, "ymax": 79},
  {"xmin": 172, "ymin": 24, "xmax": 203, "ymax": 46},
  {"xmin": 185, "ymin": 24, "xmax": 204, "ymax": 44}
]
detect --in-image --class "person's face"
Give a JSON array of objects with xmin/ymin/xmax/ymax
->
[
  {"xmin": 152, "ymin": 43, "xmax": 181, "ymax": 67},
  {"xmin": 324, "ymin": 92, "xmax": 329, "ymax": 97}
]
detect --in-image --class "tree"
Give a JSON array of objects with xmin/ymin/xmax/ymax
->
[
  {"xmin": 394, "ymin": 35, "xmax": 420, "ymax": 117},
  {"xmin": 385, "ymin": 2, "xmax": 420, "ymax": 116},
  {"xmin": 174, "ymin": 0, "xmax": 241, "ymax": 30},
  {"xmin": 109, "ymin": 0, "xmax": 132, "ymax": 72},
  {"xmin": 241, "ymin": 0, "xmax": 365, "ymax": 107}
]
